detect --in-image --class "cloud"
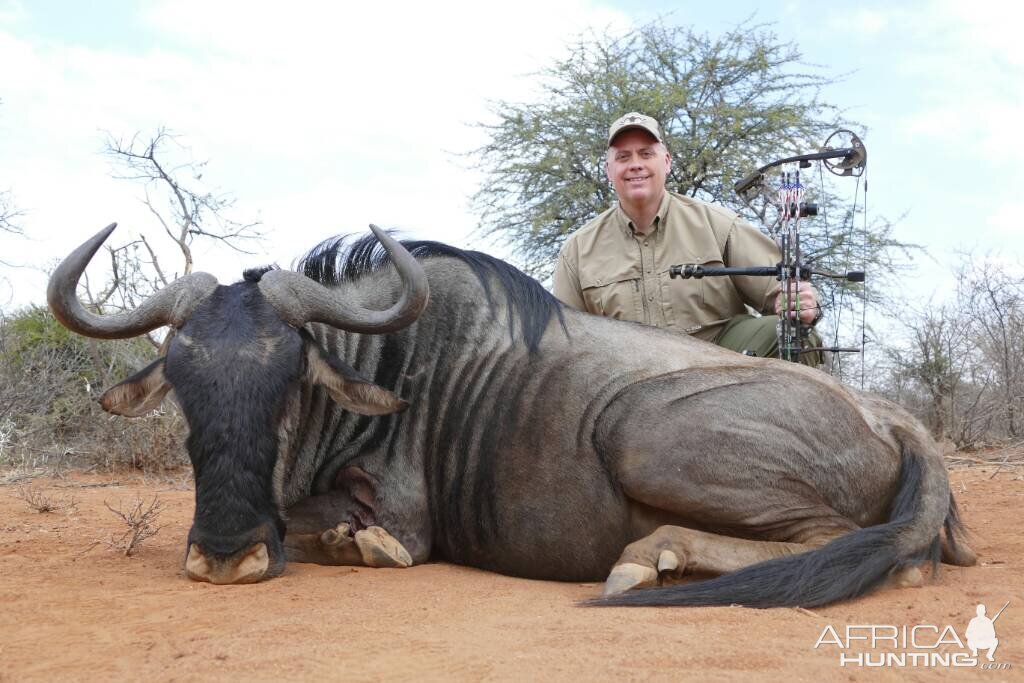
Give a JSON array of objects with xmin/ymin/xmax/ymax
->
[
  {"xmin": 846, "ymin": 8, "xmax": 890, "ymax": 36},
  {"xmin": 985, "ymin": 202, "xmax": 1024, "ymax": 240},
  {"xmin": 0, "ymin": 0, "xmax": 25, "ymax": 27},
  {"xmin": 836, "ymin": 0, "xmax": 1022, "ymax": 175},
  {"xmin": 0, "ymin": 1, "xmax": 631, "ymax": 308},
  {"xmin": 934, "ymin": 0, "xmax": 1024, "ymax": 67}
]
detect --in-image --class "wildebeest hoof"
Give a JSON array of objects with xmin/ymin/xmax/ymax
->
[
  {"xmin": 354, "ymin": 526, "xmax": 412, "ymax": 568},
  {"xmin": 941, "ymin": 536, "xmax": 977, "ymax": 566},
  {"xmin": 888, "ymin": 566, "xmax": 924, "ymax": 588},
  {"xmin": 320, "ymin": 522, "xmax": 355, "ymax": 547},
  {"xmin": 186, "ymin": 542, "xmax": 270, "ymax": 584},
  {"xmin": 602, "ymin": 563, "xmax": 658, "ymax": 597},
  {"xmin": 657, "ymin": 549, "xmax": 679, "ymax": 573}
]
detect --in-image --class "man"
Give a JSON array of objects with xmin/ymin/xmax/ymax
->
[
  {"xmin": 965, "ymin": 604, "xmax": 999, "ymax": 662},
  {"xmin": 552, "ymin": 112, "xmax": 823, "ymax": 366}
]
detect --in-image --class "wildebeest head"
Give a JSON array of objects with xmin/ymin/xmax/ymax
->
[{"xmin": 47, "ymin": 224, "xmax": 428, "ymax": 584}]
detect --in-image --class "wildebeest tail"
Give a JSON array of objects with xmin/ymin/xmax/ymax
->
[
  {"xmin": 940, "ymin": 488, "xmax": 976, "ymax": 567},
  {"xmin": 591, "ymin": 429, "xmax": 952, "ymax": 608}
]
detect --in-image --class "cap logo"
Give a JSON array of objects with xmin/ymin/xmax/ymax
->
[{"xmin": 608, "ymin": 112, "xmax": 662, "ymax": 146}]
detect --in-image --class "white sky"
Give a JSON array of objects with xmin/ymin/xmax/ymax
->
[{"xmin": 0, "ymin": 0, "xmax": 1021, "ymax": 314}]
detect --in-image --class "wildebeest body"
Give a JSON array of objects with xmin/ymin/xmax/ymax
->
[
  {"xmin": 276, "ymin": 240, "xmax": 944, "ymax": 585},
  {"xmin": 49, "ymin": 227, "xmax": 973, "ymax": 605}
]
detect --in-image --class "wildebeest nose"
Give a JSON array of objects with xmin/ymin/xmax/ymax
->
[{"xmin": 185, "ymin": 542, "xmax": 271, "ymax": 584}]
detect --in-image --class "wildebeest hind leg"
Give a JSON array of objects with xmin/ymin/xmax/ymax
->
[
  {"xmin": 602, "ymin": 525, "xmax": 926, "ymax": 596},
  {"xmin": 603, "ymin": 525, "xmax": 838, "ymax": 596}
]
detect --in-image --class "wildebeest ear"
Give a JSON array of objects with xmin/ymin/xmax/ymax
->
[
  {"xmin": 100, "ymin": 357, "xmax": 173, "ymax": 417},
  {"xmin": 305, "ymin": 345, "xmax": 408, "ymax": 416}
]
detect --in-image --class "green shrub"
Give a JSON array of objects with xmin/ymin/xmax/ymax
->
[{"xmin": 0, "ymin": 306, "xmax": 188, "ymax": 472}]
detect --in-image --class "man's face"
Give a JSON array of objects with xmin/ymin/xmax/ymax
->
[{"xmin": 606, "ymin": 129, "xmax": 671, "ymax": 207}]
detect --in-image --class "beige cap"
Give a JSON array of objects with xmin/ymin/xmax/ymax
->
[{"xmin": 607, "ymin": 112, "xmax": 662, "ymax": 146}]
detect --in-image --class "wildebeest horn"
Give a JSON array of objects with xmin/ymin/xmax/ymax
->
[
  {"xmin": 47, "ymin": 223, "xmax": 219, "ymax": 339},
  {"xmin": 257, "ymin": 224, "xmax": 429, "ymax": 333}
]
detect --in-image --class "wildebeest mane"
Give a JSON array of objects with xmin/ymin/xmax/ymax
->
[
  {"xmin": 242, "ymin": 265, "xmax": 278, "ymax": 283},
  {"xmin": 298, "ymin": 232, "xmax": 566, "ymax": 352}
]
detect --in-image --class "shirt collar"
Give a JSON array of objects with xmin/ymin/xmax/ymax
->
[{"xmin": 615, "ymin": 190, "xmax": 672, "ymax": 237}]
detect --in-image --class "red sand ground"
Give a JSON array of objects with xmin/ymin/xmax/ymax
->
[{"xmin": 1, "ymin": 464, "xmax": 1021, "ymax": 682}]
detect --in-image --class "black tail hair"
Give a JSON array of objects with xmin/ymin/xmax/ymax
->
[
  {"xmin": 297, "ymin": 231, "xmax": 565, "ymax": 353},
  {"xmin": 942, "ymin": 491, "xmax": 974, "ymax": 564},
  {"xmin": 590, "ymin": 449, "xmax": 941, "ymax": 608}
]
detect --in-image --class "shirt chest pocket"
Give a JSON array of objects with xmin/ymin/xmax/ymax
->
[
  {"xmin": 579, "ymin": 273, "xmax": 643, "ymax": 322},
  {"xmin": 691, "ymin": 255, "xmax": 741, "ymax": 316}
]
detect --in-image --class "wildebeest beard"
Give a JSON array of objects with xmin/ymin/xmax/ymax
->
[{"xmin": 167, "ymin": 283, "xmax": 301, "ymax": 577}]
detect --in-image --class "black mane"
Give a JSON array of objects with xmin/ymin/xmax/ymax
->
[
  {"xmin": 242, "ymin": 265, "xmax": 278, "ymax": 282},
  {"xmin": 297, "ymin": 232, "xmax": 566, "ymax": 351}
]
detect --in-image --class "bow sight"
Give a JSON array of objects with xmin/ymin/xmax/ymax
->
[{"xmin": 669, "ymin": 129, "xmax": 869, "ymax": 362}]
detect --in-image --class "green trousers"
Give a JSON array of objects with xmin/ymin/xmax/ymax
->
[{"xmin": 713, "ymin": 314, "xmax": 824, "ymax": 368}]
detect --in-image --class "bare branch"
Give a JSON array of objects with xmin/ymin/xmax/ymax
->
[
  {"xmin": 0, "ymin": 190, "xmax": 24, "ymax": 236},
  {"xmin": 93, "ymin": 245, "xmax": 125, "ymax": 308},
  {"xmin": 102, "ymin": 128, "xmax": 263, "ymax": 265},
  {"xmin": 103, "ymin": 496, "xmax": 163, "ymax": 556},
  {"xmin": 138, "ymin": 234, "xmax": 169, "ymax": 288},
  {"xmin": 92, "ymin": 127, "xmax": 262, "ymax": 308}
]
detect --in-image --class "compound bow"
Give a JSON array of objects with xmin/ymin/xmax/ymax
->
[{"xmin": 669, "ymin": 129, "xmax": 868, "ymax": 364}]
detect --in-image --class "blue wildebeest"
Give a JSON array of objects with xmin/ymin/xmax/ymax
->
[{"xmin": 48, "ymin": 224, "xmax": 975, "ymax": 607}]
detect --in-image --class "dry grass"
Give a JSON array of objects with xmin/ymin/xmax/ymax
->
[
  {"xmin": 12, "ymin": 483, "xmax": 78, "ymax": 514},
  {"xmin": 945, "ymin": 442, "xmax": 1024, "ymax": 466}
]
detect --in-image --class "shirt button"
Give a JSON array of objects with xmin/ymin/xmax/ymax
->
[
  {"xmin": 648, "ymin": 296, "xmax": 654, "ymax": 301},
  {"xmin": 646, "ymin": 269, "xmax": 651, "ymax": 274},
  {"xmin": 643, "ymin": 241, "xmax": 649, "ymax": 247}
]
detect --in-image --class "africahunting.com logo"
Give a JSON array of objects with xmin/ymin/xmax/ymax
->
[{"xmin": 814, "ymin": 601, "xmax": 1011, "ymax": 670}]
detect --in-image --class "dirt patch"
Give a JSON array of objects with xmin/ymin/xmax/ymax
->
[{"xmin": 1, "ymin": 466, "xmax": 1021, "ymax": 682}]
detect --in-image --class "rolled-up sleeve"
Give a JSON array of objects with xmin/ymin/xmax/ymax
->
[{"xmin": 726, "ymin": 219, "xmax": 783, "ymax": 314}]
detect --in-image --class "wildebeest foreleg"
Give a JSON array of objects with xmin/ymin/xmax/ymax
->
[
  {"xmin": 283, "ymin": 484, "xmax": 415, "ymax": 570},
  {"xmin": 603, "ymin": 525, "xmax": 924, "ymax": 596},
  {"xmin": 283, "ymin": 465, "xmax": 416, "ymax": 568},
  {"xmin": 284, "ymin": 521, "xmax": 413, "ymax": 568},
  {"xmin": 285, "ymin": 522, "xmax": 362, "ymax": 565}
]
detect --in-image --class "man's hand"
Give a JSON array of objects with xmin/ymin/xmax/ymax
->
[{"xmin": 774, "ymin": 281, "xmax": 821, "ymax": 325}]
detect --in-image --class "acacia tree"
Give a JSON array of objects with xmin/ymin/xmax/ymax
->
[
  {"xmin": 470, "ymin": 20, "xmax": 911, "ymax": 357},
  {"xmin": 900, "ymin": 302, "xmax": 974, "ymax": 439},
  {"xmin": 958, "ymin": 256, "xmax": 1024, "ymax": 438},
  {"xmin": 872, "ymin": 254, "xmax": 1024, "ymax": 447}
]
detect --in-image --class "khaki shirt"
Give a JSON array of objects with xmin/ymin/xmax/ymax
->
[{"xmin": 552, "ymin": 191, "xmax": 781, "ymax": 341}]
